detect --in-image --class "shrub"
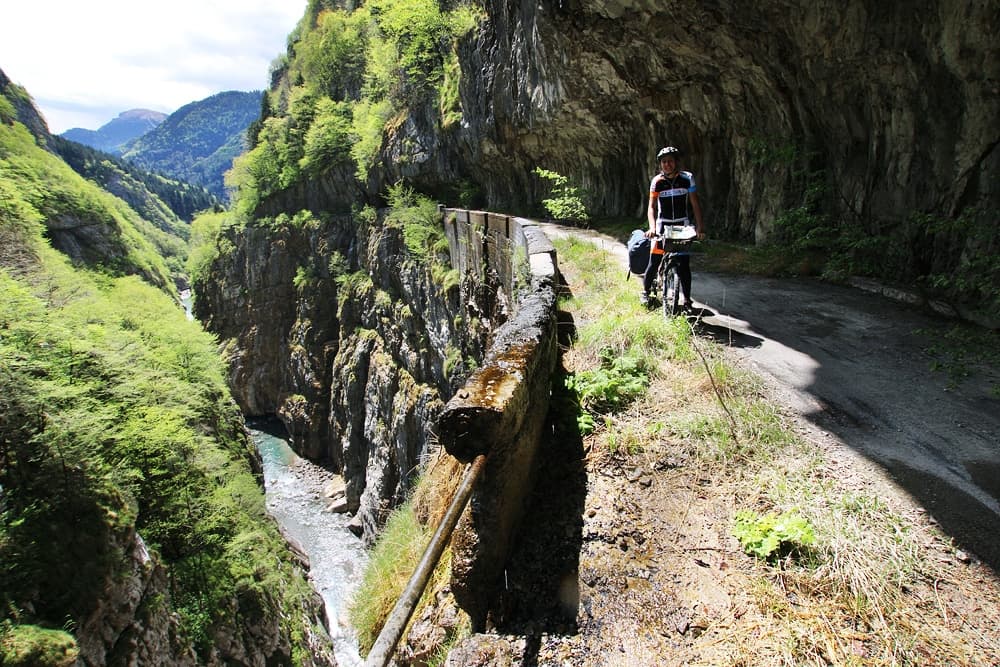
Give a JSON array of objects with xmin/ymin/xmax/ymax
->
[
  {"xmin": 733, "ymin": 509, "xmax": 816, "ymax": 561},
  {"xmin": 534, "ymin": 167, "xmax": 590, "ymax": 221}
]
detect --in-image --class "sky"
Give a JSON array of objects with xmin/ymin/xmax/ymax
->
[{"xmin": 0, "ymin": 0, "xmax": 308, "ymax": 134}]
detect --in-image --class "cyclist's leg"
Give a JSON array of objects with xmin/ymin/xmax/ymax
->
[
  {"xmin": 677, "ymin": 254, "xmax": 692, "ymax": 304},
  {"xmin": 643, "ymin": 252, "xmax": 663, "ymax": 295}
]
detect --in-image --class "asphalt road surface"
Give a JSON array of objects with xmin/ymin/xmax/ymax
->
[{"xmin": 541, "ymin": 223, "xmax": 1000, "ymax": 570}]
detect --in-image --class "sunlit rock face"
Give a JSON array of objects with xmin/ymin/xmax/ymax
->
[{"xmin": 377, "ymin": 0, "xmax": 996, "ymax": 244}]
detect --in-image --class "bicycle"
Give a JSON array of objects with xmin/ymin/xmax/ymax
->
[{"xmin": 651, "ymin": 225, "xmax": 697, "ymax": 317}]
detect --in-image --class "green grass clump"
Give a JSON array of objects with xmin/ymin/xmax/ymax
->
[
  {"xmin": 0, "ymin": 624, "xmax": 78, "ymax": 667},
  {"xmin": 349, "ymin": 500, "xmax": 428, "ymax": 655}
]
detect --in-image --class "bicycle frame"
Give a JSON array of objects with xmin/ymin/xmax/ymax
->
[{"xmin": 651, "ymin": 233, "xmax": 694, "ymax": 317}]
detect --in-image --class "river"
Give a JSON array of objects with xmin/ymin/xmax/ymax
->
[
  {"xmin": 249, "ymin": 420, "xmax": 368, "ymax": 667},
  {"xmin": 180, "ymin": 294, "xmax": 368, "ymax": 664}
]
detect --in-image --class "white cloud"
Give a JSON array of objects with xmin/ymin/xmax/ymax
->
[{"xmin": 0, "ymin": 0, "xmax": 306, "ymax": 133}]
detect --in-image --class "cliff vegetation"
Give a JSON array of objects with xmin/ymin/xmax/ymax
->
[{"xmin": 1, "ymin": 82, "xmax": 333, "ymax": 665}]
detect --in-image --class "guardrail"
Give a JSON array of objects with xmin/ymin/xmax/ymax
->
[{"xmin": 363, "ymin": 209, "xmax": 560, "ymax": 665}]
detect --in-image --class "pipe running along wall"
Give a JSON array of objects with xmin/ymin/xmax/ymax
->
[{"xmin": 366, "ymin": 209, "xmax": 561, "ymax": 663}]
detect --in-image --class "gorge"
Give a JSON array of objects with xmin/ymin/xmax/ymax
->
[{"xmin": 3, "ymin": 0, "xmax": 997, "ymax": 663}]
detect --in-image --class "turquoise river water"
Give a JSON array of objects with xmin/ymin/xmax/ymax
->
[{"xmin": 250, "ymin": 423, "xmax": 367, "ymax": 667}]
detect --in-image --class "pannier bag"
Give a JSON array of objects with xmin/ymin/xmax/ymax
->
[{"xmin": 627, "ymin": 229, "xmax": 650, "ymax": 275}]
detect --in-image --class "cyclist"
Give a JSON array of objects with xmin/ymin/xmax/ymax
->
[{"xmin": 640, "ymin": 146, "xmax": 705, "ymax": 308}]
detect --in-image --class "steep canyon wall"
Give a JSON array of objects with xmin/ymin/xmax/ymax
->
[
  {"xmin": 360, "ymin": 0, "xmax": 996, "ymax": 322},
  {"xmin": 430, "ymin": 0, "xmax": 997, "ymax": 239},
  {"xmin": 249, "ymin": 0, "xmax": 995, "ymax": 321},
  {"xmin": 194, "ymin": 209, "xmax": 539, "ymax": 542}
]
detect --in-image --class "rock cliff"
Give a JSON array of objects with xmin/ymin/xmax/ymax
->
[
  {"xmin": 376, "ymin": 0, "xmax": 995, "ymax": 323},
  {"xmin": 425, "ymin": 0, "xmax": 997, "ymax": 239},
  {"xmin": 195, "ymin": 212, "xmax": 500, "ymax": 541},
  {"xmin": 244, "ymin": 0, "xmax": 996, "ymax": 318}
]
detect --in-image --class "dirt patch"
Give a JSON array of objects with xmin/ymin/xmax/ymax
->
[{"xmin": 433, "ymin": 225, "xmax": 1000, "ymax": 667}]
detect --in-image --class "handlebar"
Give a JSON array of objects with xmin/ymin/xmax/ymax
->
[{"xmin": 651, "ymin": 225, "xmax": 697, "ymax": 254}]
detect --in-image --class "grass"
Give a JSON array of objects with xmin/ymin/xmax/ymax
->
[
  {"xmin": 551, "ymin": 232, "xmax": 1000, "ymax": 665},
  {"xmin": 348, "ymin": 498, "xmax": 428, "ymax": 654},
  {"xmin": 0, "ymin": 624, "xmax": 78, "ymax": 667},
  {"xmin": 348, "ymin": 452, "xmax": 469, "ymax": 659}
]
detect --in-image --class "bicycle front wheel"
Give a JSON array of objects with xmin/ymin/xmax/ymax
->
[{"xmin": 663, "ymin": 264, "xmax": 681, "ymax": 317}]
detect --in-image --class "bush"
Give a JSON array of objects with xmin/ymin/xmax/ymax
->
[{"xmin": 534, "ymin": 167, "xmax": 590, "ymax": 222}]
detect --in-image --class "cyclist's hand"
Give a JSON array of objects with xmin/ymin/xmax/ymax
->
[
  {"xmin": 644, "ymin": 229, "xmax": 655, "ymax": 238},
  {"xmin": 697, "ymin": 231, "xmax": 706, "ymax": 241}
]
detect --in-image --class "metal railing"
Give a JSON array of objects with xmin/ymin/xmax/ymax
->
[{"xmin": 363, "ymin": 453, "xmax": 488, "ymax": 667}]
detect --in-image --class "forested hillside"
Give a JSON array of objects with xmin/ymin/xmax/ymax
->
[
  {"xmin": 122, "ymin": 90, "xmax": 264, "ymax": 200},
  {"xmin": 54, "ymin": 135, "xmax": 219, "ymax": 224},
  {"xmin": 1, "ymin": 75, "xmax": 333, "ymax": 665}
]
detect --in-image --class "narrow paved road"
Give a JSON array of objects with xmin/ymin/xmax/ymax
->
[{"xmin": 540, "ymin": 223, "xmax": 1000, "ymax": 570}]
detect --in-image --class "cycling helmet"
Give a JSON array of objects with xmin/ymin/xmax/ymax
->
[{"xmin": 657, "ymin": 146, "xmax": 682, "ymax": 160}]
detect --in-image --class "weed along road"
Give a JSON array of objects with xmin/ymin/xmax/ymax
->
[{"xmin": 540, "ymin": 222, "xmax": 1000, "ymax": 571}]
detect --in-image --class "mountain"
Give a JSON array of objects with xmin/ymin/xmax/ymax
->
[
  {"xmin": 52, "ymin": 134, "xmax": 220, "ymax": 225},
  {"xmin": 61, "ymin": 108, "xmax": 166, "ymax": 154},
  {"xmin": 121, "ymin": 90, "xmax": 264, "ymax": 201}
]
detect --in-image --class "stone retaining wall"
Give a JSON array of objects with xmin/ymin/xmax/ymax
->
[{"xmin": 436, "ymin": 208, "xmax": 560, "ymax": 629}]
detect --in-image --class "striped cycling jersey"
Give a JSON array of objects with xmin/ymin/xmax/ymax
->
[{"xmin": 650, "ymin": 170, "xmax": 696, "ymax": 226}]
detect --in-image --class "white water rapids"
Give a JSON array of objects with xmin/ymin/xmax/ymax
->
[{"xmin": 250, "ymin": 422, "xmax": 368, "ymax": 667}]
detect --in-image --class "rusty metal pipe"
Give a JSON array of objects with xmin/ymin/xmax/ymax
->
[{"xmin": 364, "ymin": 453, "xmax": 488, "ymax": 667}]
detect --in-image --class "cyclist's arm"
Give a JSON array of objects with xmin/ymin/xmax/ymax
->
[
  {"xmin": 689, "ymin": 190, "xmax": 705, "ymax": 239},
  {"xmin": 646, "ymin": 190, "xmax": 657, "ymax": 237}
]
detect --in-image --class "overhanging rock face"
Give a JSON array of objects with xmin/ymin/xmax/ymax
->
[{"xmin": 436, "ymin": 211, "xmax": 560, "ymax": 629}]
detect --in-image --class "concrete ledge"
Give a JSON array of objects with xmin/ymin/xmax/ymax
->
[{"xmin": 435, "ymin": 208, "xmax": 560, "ymax": 629}]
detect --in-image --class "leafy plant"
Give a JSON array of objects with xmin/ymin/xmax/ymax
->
[
  {"xmin": 565, "ymin": 350, "xmax": 649, "ymax": 414},
  {"xmin": 534, "ymin": 167, "xmax": 590, "ymax": 222},
  {"xmin": 350, "ymin": 99, "xmax": 394, "ymax": 181},
  {"xmin": 300, "ymin": 97, "xmax": 354, "ymax": 174},
  {"xmin": 733, "ymin": 509, "xmax": 816, "ymax": 561},
  {"xmin": 293, "ymin": 264, "xmax": 317, "ymax": 292},
  {"xmin": 384, "ymin": 181, "xmax": 448, "ymax": 263},
  {"xmin": 0, "ymin": 231, "xmax": 318, "ymax": 660}
]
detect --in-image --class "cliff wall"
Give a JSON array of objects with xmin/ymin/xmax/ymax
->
[
  {"xmin": 424, "ymin": 0, "xmax": 997, "ymax": 237},
  {"xmin": 194, "ymin": 209, "xmax": 532, "ymax": 542},
  {"xmin": 365, "ymin": 0, "xmax": 997, "ymax": 321}
]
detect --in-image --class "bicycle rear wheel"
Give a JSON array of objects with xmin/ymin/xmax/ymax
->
[{"xmin": 662, "ymin": 263, "xmax": 681, "ymax": 317}]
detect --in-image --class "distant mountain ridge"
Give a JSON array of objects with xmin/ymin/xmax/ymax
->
[
  {"xmin": 122, "ymin": 90, "xmax": 264, "ymax": 201},
  {"xmin": 62, "ymin": 108, "xmax": 167, "ymax": 154},
  {"xmin": 57, "ymin": 91, "xmax": 263, "ymax": 202}
]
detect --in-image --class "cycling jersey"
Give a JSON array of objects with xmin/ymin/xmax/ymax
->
[{"xmin": 649, "ymin": 171, "xmax": 696, "ymax": 229}]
